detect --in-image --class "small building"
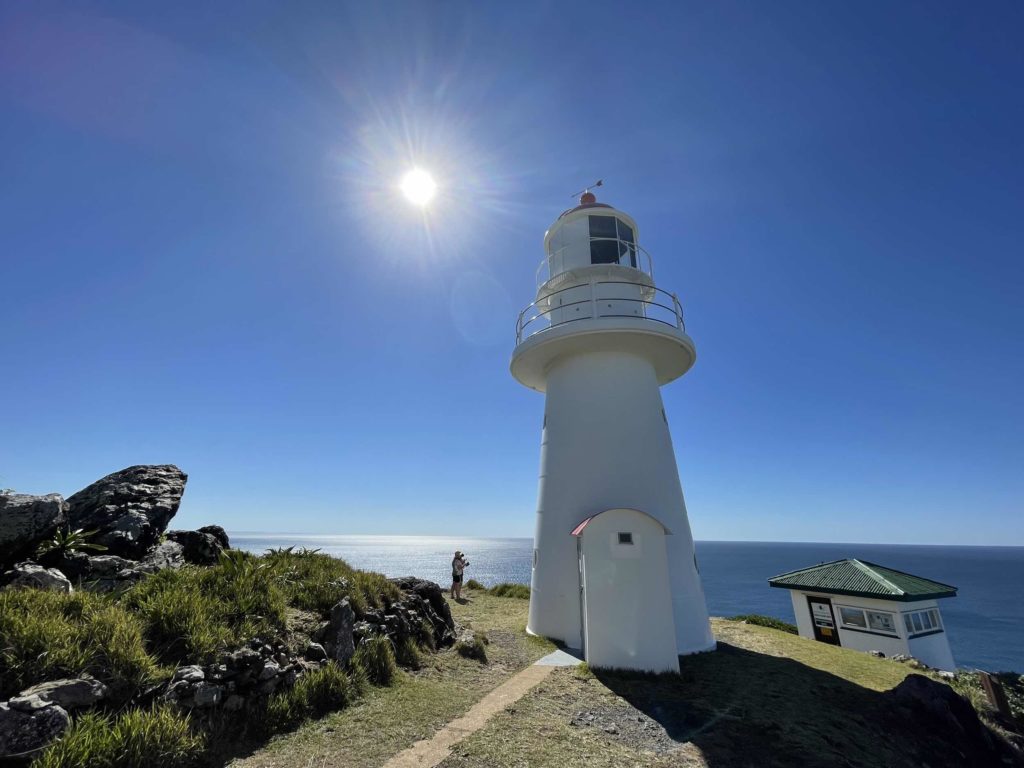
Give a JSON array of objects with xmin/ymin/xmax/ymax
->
[{"xmin": 768, "ymin": 559, "xmax": 958, "ymax": 671}]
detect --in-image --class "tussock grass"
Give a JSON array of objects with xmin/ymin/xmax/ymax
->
[
  {"xmin": 728, "ymin": 614, "xmax": 798, "ymax": 634},
  {"xmin": 34, "ymin": 705, "xmax": 204, "ymax": 768},
  {"xmin": 487, "ymin": 583, "xmax": 530, "ymax": 599},
  {"xmin": 353, "ymin": 635, "xmax": 397, "ymax": 686},
  {"xmin": 0, "ymin": 589, "xmax": 158, "ymax": 700},
  {"xmin": 464, "ymin": 579, "xmax": 486, "ymax": 590},
  {"xmin": 262, "ymin": 548, "xmax": 400, "ymax": 617},
  {"xmin": 394, "ymin": 636, "xmax": 423, "ymax": 669},
  {"xmin": 456, "ymin": 631, "xmax": 489, "ymax": 662},
  {"xmin": 122, "ymin": 554, "xmax": 286, "ymax": 664},
  {"xmin": 264, "ymin": 663, "xmax": 356, "ymax": 732}
]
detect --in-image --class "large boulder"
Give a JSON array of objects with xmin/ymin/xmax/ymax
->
[
  {"xmin": 18, "ymin": 676, "xmax": 108, "ymax": 710},
  {"xmin": 166, "ymin": 529, "xmax": 225, "ymax": 565},
  {"xmin": 66, "ymin": 465, "xmax": 187, "ymax": 559},
  {"xmin": 198, "ymin": 525, "xmax": 230, "ymax": 550},
  {"xmin": 0, "ymin": 698, "xmax": 71, "ymax": 758},
  {"xmin": 1, "ymin": 563, "xmax": 73, "ymax": 593},
  {"xmin": 0, "ymin": 494, "xmax": 67, "ymax": 568},
  {"xmin": 888, "ymin": 674, "xmax": 1015, "ymax": 764},
  {"xmin": 315, "ymin": 599, "xmax": 356, "ymax": 665}
]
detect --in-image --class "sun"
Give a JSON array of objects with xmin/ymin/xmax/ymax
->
[{"xmin": 400, "ymin": 168, "xmax": 437, "ymax": 206}]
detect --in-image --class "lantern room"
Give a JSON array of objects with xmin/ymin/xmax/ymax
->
[{"xmin": 538, "ymin": 194, "xmax": 650, "ymax": 290}]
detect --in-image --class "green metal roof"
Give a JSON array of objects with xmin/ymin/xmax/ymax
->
[{"xmin": 768, "ymin": 559, "xmax": 957, "ymax": 602}]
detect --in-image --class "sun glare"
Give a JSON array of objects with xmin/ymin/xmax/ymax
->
[{"xmin": 400, "ymin": 168, "xmax": 437, "ymax": 206}]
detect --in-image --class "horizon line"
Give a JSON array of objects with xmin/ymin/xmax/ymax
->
[{"xmin": 224, "ymin": 532, "xmax": 1024, "ymax": 548}]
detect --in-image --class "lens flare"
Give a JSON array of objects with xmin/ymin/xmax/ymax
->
[{"xmin": 400, "ymin": 168, "xmax": 437, "ymax": 206}]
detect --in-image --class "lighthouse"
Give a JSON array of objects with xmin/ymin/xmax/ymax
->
[{"xmin": 510, "ymin": 190, "xmax": 714, "ymax": 672}]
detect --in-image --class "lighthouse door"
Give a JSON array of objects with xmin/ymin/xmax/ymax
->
[{"xmin": 574, "ymin": 508, "xmax": 679, "ymax": 672}]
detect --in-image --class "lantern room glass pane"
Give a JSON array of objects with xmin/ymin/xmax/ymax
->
[
  {"xmin": 589, "ymin": 215, "xmax": 618, "ymax": 239},
  {"xmin": 590, "ymin": 239, "xmax": 619, "ymax": 264}
]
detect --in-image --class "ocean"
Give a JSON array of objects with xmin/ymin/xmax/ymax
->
[{"xmin": 232, "ymin": 535, "xmax": 1024, "ymax": 672}]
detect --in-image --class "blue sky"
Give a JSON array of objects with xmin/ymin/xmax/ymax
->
[{"xmin": 1, "ymin": 1, "xmax": 1021, "ymax": 544}]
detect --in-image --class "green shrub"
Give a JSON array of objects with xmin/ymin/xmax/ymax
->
[
  {"xmin": 394, "ymin": 636, "xmax": 422, "ymax": 669},
  {"xmin": 260, "ymin": 549, "xmax": 400, "ymax": 618},
  {"xmin": 416, "ymin": 618, "xmax": 436, "ymax": 651},
  {"xmin": 0, "ymin": 589, "xmax": 157, "ymax": 700},
  {"xmin": 488, "ymin": 583, "xmax": 530, "ymax": 599},
  {"xmin": 122, "ymin": 558, "xmax": 287, "ymax": 664},
  {"xmin": 455, "ymin": 631, "xmax": 489, "ymax": 662},
  {"xmin": 464, "ymin": 579, "xmax": 485, "ymax": 590},
  {"xmin": 33, "ymin": 705, "xmax": 203, "ymax": 768},
  {"xmin": 264, "ymin": 663, "xmax": 355, "ymax": 732},
  {"xmin": 353, "ymin": 635, "xmax": 396, "ymax": 686},
  {"xmin": 729, "ymin": 614, "xmax": 798, "ymax": 634}
]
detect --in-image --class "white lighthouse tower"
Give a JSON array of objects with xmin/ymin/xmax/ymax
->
[{"xmin": 510, "ymin": 190, "xmax": 714, "ymax": 672}]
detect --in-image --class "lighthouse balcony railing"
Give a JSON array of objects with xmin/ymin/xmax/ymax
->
[
  {"xmin": 536, "ymin": 239, "xmax": 654, "ymax": 289},
  {"xmin": 515, "ymin": 280, "xmax": 685, "ymax": 344}
]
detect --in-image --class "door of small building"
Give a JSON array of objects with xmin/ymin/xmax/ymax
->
[{"xmin": 807, "ymin": 596, "xmax": 841, "ymax": 646}]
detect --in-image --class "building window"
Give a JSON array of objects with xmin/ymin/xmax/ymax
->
[
  {"xmin": 837, "ymin": 606, "xmax": 897, "ymax": 635},
  {"xmin": 533, "ymin": 549, "xmax": 538, "ymax": 568},
  {"xmin": 617, "ymin": 532, "xmax": 633, "ymax": 545},
  {"xmin": 839, "ymin": 607, "xmax": 867, "ymax": 628},
  {"xmin": 904, "ymin": 609, "xmax": 942, "ymax": 636},
  {"xmin": 866, "ymin": 611, "xmax": 896, "ymax": 634},
  {"xmin": 589, "ymin": 215, "xmax": 638, "ymax": 267}
]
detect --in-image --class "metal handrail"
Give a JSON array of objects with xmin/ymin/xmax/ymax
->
[
  {"xmin": 515, "ymin": 279, "xmax": 685, "ymax": 344},
  {"xmin": 535, "ymin": 238, "xmax": 655, "ymax": 288}
]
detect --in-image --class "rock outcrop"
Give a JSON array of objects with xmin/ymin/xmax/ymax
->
[
  {"xmin": 166, "ymin": 529, "xmax": 226, "ymax": 565},
  {"xmin": 314, "ymin": 599, "xmax": 357, "ymax": 664},
  {"xmin": 390, "ymin": 576, "xmax": 457, "ymax": 647},
  {"xmin": 888, "ymin": 674, "xmax": 1019, "ymax": 765},
  {"xmin": 18, "ymin": 676, "xmax": 108, "ymax": 710},
  {"xmin": 66, "ymin": 465, "xmax": 187, "ymax": 559},
  {"xmin": 0, "ymin": 494, "xmax": 67, "ymax": 568},
  {"xmin": 1, "ymin": 563, "xmax": 73, "ymax": 593},
  {"xmin": 0, "ymin": 697, "xmax": 71, "ymax": 758}
]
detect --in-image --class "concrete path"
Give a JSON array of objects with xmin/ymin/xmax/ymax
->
[
  {"xmin": 534, "ymin": 648, "xmax": 583, "ymax": 666},
  {"xmin": 381, "ymin": 664, "xmax": 554, "ymax": 768}
]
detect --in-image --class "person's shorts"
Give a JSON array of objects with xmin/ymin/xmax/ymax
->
[{"xmin": 452, "ymin": 573, "xmax": 462, "ymax": 583}]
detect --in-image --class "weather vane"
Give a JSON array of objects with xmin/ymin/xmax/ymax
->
[{"xmin": 569, "ymin": 179, "xmax": 603, "ymax": 199}]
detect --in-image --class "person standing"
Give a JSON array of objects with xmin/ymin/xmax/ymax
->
[{"xmin": 451, "ymin": 550, "xmax": 469, "ymax": 599}]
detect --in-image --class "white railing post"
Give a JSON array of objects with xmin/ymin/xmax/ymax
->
[
  {"xmin": 590, "ymin": 278, "xmax": 599, "ymax": 319},
  {"xmin": 672, "ymin": 293, "xmax": 682, "ymax": 329}
]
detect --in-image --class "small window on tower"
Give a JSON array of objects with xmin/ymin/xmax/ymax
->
[
  {"xmin": 589, "ymin": 216, "xmax": 619, "ymax": 264},
  {"xmin": 617, "ymin": 532, "xmax": 633, "ymax": 545}
]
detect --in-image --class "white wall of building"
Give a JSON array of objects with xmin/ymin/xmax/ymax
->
[
  {"xmin": 526, "ymin": 348, "xmax": 714, "ymax": 654},
  {"xmin": 787, "ymin": 590, "xmax": 956, "ymax": 671},
  {"xmin": 578, "ymin": 509, "xmax": 679, "ymax": 673}
]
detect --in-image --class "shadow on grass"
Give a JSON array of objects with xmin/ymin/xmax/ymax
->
[{"xmin": 592, "ymin": 642, "xmax": 1020, "ymax": 768}]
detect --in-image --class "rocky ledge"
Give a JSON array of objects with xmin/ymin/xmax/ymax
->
[
  {"xmin": 0, "ymin": 465, "xmax": 228, "ymax": 590},
  {"xmin": 0, "ymin": 465, "xmax": 457, "ymax": 760}
]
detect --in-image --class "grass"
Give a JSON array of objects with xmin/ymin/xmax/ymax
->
[
  {"xmin": 1, "ymin": 549, "xmax": 419, "ymax": 767},
  {"xmin": 456, "ymin": 630, "xmax": 490, "ymax": 662},
  {"xmin": 33, "ymin": 705, "xmax": 205, "ymax": 768},
  {"xmin": 229, "ymin": 592, "xmax": 555, "ymax": 768},
  {"xmin": 441, "ymin": 618, "xmax": 1022, "ymax": 768},
  {"xmin": 463, "ymin": 580, "xmax": 531, "ymax": 600},
  {"xmin": 264, "ymin": 663, "xmax": 357, "ymax": 733},
  {"xmin": 0, "ymin": 588, "xmax": 159, "ymax": 701},
  {"xmin": 486, "ymin": 583, "xmax": 530, "ymax": 599},
  {"xmin": 352, "ymin": 635, "xmax": 398, "ymax": 686},
  {"xmin": 727, "ymin": 613, "xmax": 798, "ymax": 634}
]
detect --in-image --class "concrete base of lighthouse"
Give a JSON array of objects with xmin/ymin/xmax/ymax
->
[{"xmin": 522, "ymin": 347, "xmax": 715, "ymax": 657}]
